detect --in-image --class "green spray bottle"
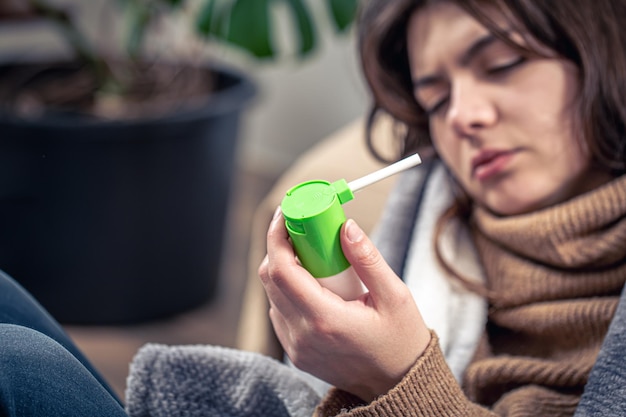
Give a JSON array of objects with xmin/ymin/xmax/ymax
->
[{"xmin": 281, "ymin": 153, "xmax": 422, "ymax": 300}]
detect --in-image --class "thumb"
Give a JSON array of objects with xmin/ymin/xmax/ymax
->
[{"xmin": 341, "ymin": 219, "xmax": 403, "ymax": 302}]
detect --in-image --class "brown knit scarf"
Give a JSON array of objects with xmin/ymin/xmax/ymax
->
[{"xmin": 464, "ymin": 174, "xmax": 626, "ymax": 416}]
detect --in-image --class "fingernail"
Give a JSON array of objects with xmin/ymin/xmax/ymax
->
[{"xmin": 345, "ymin": 219, "xmax": 364, "ymax": 243}]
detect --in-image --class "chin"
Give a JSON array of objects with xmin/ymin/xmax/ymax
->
[
  {"xmin": 480, "ymin": 194, "xmax": 550, "ymax": 217},
  {"xmin": 476, "ymin": 178, "xmax": 561, "ymax": 216}
]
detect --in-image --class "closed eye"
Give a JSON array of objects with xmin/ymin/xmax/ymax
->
[
  {"xmin": 424, "ymin": 95, "xmax": 449, "ymax": 116},
  {"xmin": 486, "ymin": 56, "xmax": 526, "ymax": 75}
]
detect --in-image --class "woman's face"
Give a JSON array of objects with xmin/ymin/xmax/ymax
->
[{"xmin": 407, "ymin": 2, "xmax": 611, "ymax": 215}]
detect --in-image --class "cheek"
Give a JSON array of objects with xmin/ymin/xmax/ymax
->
[
  {"xmin": 550, "ymin": 140, "xmax": 592, "ymax": 188},
  {"xmin": 430, "ymin": 125, "xmax": 464, "ymax": 176}
]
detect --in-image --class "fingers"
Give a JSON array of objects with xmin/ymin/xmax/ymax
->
[
  {"xmin": 258, "ymin": 253, "xmax": 302, "ymax": 322},
  {"xmin": 340, "ymin": 219, "xmax": 404, "ymax": 306},
  {"xmin": 264, "ymin": 207, "xmax": 296, "ymax": 270},
  {"xmin": 259, "ymin": 207, "xmax": 327, "ymax": 317},
  {"xmin": 267, "ymin": 301, "xmax": 291, "ymax": 352}
]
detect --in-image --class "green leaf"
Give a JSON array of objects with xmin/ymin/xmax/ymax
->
[
  {"xmin": 156, "ymin": 0, "xmax": 185, "ymax": 9},
  {"xmin": 327, "ymin": 0, "xmax": 358, "ymax": 32},
  {"xmin": 121, "ymin": 0, "xmax": 185, "ymax": 59},
  {"xmin": 227, "ymin": 0, "xmax": 273, "ymax": 58},
  {"xmin": 124, "ymin": 0, "xmax": 152, "ymax": 59},
  {"xmin": 283, "ymin": 0, "xmax": 316, "ymax": 57},
  {"xmin": 196, "ymin": 0, "xmax": 221, "ymax": 36}
]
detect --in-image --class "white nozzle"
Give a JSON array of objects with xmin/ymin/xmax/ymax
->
[{"xmin": 348, "ymin": 153, "xmax": 422, "ymax": 193}]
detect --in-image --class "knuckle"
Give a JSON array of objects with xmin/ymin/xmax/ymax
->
[
  {"xmin": 267, "ymin": 264, "xmax": 293, "ymax": 290},
  {"xmin": 266, "ymin": 221, "xmax": 283, "ymax": 241},
  {"xmin": 354, "ymin": 243, "xmax": 383, "ymax": 269},
  {"xmin": 268, "ymin": 305, "xmax": 278, "ymax": 321},
  {"xmin": 397, "ymin": 288, "xmax": 414, "ymax": 305},
  {"xmin": 268, "ymin": 266, "xmax": 287, "ymax": 288},
  {"xmin": 309, "ymin": 316, "xmax": 331, "ymax": 335},
  {"xmin": 257, "ymin": 258, "xmax": 268, "ymax": 280},
  {"xmin": 258, "ymin": 259, "xmax": 288, "ymax": 288},
  {"xmin": 307, "ymin": 315, "xmax": 341, "ymax": 343},
  {"xmin": 393, "ymin": 286, "xmax": 418, "ymax": 311},
  {"xmin": 288, "ymin": 335, "xmax": 314, "ymax": 369}
]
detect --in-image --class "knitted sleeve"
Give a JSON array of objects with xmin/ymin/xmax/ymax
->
[{"xmin": 313, "ymin": 332, "xmax": 496, "ymax": 417}]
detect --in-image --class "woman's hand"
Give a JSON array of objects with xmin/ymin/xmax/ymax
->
[{"xmin": 258, "ymin": 209, "xmax": 432, "ymax": 402}]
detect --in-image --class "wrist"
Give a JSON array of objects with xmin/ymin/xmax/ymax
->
[{"xmin": 353, "ymin": 329, "xmax": 433, "ymax": 402}]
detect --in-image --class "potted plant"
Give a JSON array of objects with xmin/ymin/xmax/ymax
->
[{"xmin": 0, "ymin": 0, "xmax": 359, "ymax": 324}]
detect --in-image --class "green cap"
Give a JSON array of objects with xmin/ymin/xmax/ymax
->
[{"xmin": 281, "ymin": 179, "xmax": 354, "ymax": 278}]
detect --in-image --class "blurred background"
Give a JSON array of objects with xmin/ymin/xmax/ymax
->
[
  {"xmin": 0, "ymin": 0, "xmax": 367, "ymax": 176},
  {"xmin": 0, "ymin": 0, "xmax": 367, "ymax": 399}
]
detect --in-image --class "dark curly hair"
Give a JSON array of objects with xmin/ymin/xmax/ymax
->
[
  {"xmin": 358, "ymin": 0, "xmax": 626, "ymax": 175},
  {"xmin": 356, "ymin": 0, "xmax": 626, "ymax": 299}
]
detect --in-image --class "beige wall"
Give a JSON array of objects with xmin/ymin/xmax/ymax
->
[{"xmin": 237, "ymin": 30, "xmax": 367, "ymax": 178}]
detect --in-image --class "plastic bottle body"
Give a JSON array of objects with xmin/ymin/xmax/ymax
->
[
  {"xmin": 280, "ymin": 154, "xmax": 422, "ymax": 299},
  {"xmin": 317, "ymin": 266, "xmax": 366, "ymax": 300},
  {"xmin": 281, "ymin": 179, "xmax": 365, "ymax": 299}
]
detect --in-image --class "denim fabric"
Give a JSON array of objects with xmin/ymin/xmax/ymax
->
[
  {"xmin": 0, "ymin": 270, "xmax": 125, "ymax": 416},
  {"xmin": 0, "ymin": 324, "xmax": 127, "ymax": 417}
]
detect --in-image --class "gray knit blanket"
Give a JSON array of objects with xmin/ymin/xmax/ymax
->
[{"xmin": 125, "ymin": 343, "xmax": 321, "ymax": 417}]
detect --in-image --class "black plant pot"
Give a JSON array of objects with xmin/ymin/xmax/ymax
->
[{"xmin": 0, "ymin": 62, "xmax": 256, "ymax": 324}]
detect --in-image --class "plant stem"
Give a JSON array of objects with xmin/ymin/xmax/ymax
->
[{"xmin": 27, "ymin": 0, "xmax": 112, "ymax": 88}]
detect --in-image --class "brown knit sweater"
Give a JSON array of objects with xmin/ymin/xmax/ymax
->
[{"xmin": 315, "ymin": 175, "xmax": 626, "ymax": 417}]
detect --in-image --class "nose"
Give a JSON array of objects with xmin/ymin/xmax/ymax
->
[{"xmin": 446, "ymin": 80, "xmax": 497, "ymax": 137}]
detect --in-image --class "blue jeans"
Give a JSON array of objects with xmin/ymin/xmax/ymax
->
[{"xmin": 0, "ymin": 269, "xmax": 127, "ymax": 417}]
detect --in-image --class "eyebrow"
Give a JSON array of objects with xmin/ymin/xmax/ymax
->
[{"xmin": 412, "ymin": 33, "xmax": 498, "ymax": 91}]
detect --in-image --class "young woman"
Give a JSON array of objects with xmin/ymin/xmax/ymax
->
[{"xmin": 259, "ymin": 0, "xmax": 626, "ymax": 415}]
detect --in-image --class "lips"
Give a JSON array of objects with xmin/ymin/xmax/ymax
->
[{"xmin": 471, "ymin": 149, "xmax": 515, "ymax": 181}]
